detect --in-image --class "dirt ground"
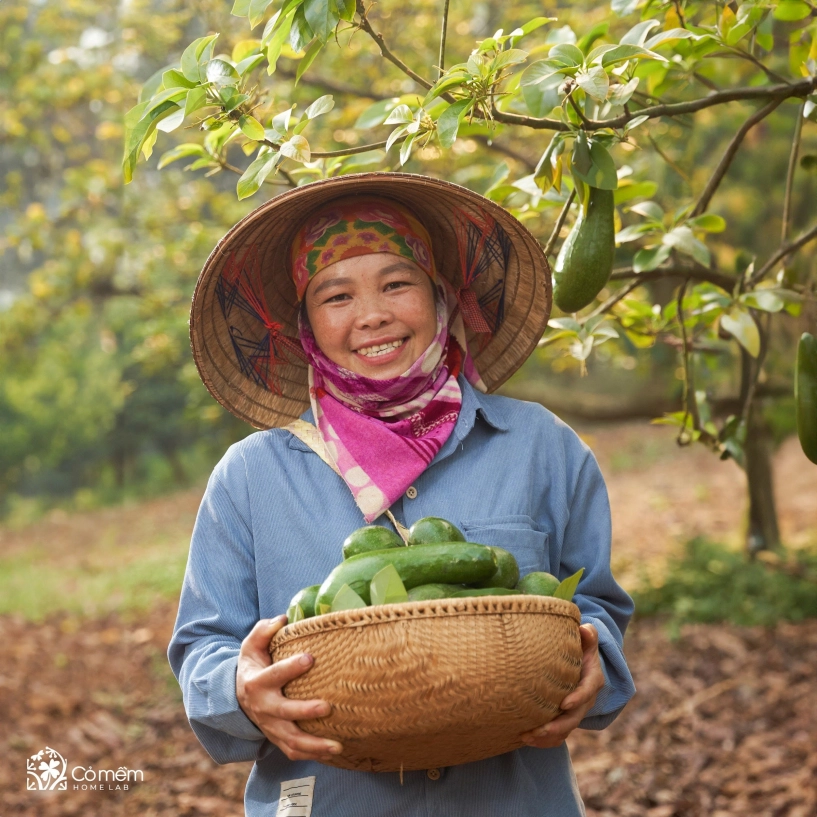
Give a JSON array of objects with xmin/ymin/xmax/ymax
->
[{"xmin": 2, "ymin": 424, "xmax": 816, "ymax": 816}]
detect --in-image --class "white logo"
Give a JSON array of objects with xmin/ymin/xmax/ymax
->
[{"xmin": 27, "ymin": 747, "xmax": 67, "ymax": 791}]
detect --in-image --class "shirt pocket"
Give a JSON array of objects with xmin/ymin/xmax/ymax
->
[{"xmin": 460, "ymin": 514, "xmax": 550, "ymax": 578}]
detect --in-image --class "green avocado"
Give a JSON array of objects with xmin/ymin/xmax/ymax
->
[
  {"xmin": 553, "ymin": 186, "xmax": 615, "ymax": 313},
  {"xmin": 407, "ymin": 516, "xmax": 466, "ymax": 545},
  {"xmin": 342, "ymin": 525, "xmax": 403, "ymax": 560},
  {"xmin": 516, "ymin": 571, "xmax": 560, "ymax": 597}
]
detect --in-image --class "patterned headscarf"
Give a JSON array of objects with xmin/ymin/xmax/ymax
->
[{"xmin": 290, "ymin": 197, "xmax": 436, "ymax": 300}]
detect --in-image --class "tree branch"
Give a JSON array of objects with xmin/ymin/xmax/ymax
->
[
  {"xmin": 749, "ymin": 221, "xmax": 817, "ymax": 285},
  {"xmin": 708, "ymin": 47, "xmax": 791, "ymax": 86},
  {"xmin": 691, "ymin": 96, "xmax": 783, "ymax": 217},
  {"xmin": 311, "ymin": 140, "xmax": 389, "ymax": 157},
  {"xmin": 781, "ymin": 100, "xmax": 805, "ymax": 244},
  {"xmin": 471, "ymin": 135, "xmax": 537, "ymax": 172},
  {"xmin": 543, "ymin": 188, "xmax": 576, "ymax": 257},
  {"xmin": 582, "ymin": 276, "xmax": 643, "ymax": 321},
  {"xmin": 647, "ymin": 132, "xmax": 692, "ymax": 185},
  {"xmin": 276, "ymin": 65, "xmax": 392, "ymax": 101},
  {"xmin": 356, "ymin": 3, "xmax": 435, "ymax": 91},
  {"xmin": 438, "ymin": 0, "xmax": 451, "ymax": 80},
  {"xmin": 610, "ymin": 264, "xmax": 738, "ymax": 291},
  {"xmin": 491, "ymin": 76, "xmax": 817, "ymax": 132}
]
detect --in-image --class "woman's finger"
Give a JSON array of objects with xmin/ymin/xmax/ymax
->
[
  {"xmin": 261, "ymin": 652, "xmax": 320, "ymax": 689},
  {"xmin": 271, "ymin": 694, "xmax": 332, "ymax": 722},
  {"xmin": 265, "ymin": 718, "xmax": 343, "ymax": 756},
  {"xmin": 239, "ymin": 616, "xmax": 287, "ymax": 667}
]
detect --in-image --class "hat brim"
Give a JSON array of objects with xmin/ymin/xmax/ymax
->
[{"xmin": 190, "ymin": 172, "xmax": 552, "ymax": 429}]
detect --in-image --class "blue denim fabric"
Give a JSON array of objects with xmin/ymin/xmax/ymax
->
[{"xmin": 168, "ymin": 375, "xmax": 636, "ymax": 816}]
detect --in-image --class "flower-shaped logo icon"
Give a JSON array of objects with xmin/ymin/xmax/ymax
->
[{"xmin": 27, "ymin": 747, "xmax": 67, "ymax": 790}]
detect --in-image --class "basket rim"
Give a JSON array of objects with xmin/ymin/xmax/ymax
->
[{"xmin": 271, "ymin": 594, "xmax": 580, "ymax": 650}]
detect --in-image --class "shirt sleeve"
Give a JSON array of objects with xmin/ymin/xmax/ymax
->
[
  {"xmin": 559, "ymin": 446, "xmax": 636, "ymax": 730},
  {"xmin": 167, "ymin": 445, "xmax": 276, "ymax": 765}
]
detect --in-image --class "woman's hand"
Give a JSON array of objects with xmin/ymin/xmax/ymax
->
[
  {"xmin": 520, "ymin": 623, "xmax": 605, "ymax": 749},
  {"xmin": 236, "ymin": 615, "xmax": 343, "ymax": 762}
]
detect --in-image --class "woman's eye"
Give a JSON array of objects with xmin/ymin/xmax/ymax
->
[
  {"xmin": 385, "ymin": 280, "xmax": 409, "ymax": 291},
  {"xmin": 325, "ymin": 292, "xmax": 349, "ymax": 303}
]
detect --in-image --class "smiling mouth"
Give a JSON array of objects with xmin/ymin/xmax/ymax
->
[{"xmin": 356, "ymin": 338, "xmax": 406, "ymax": 357}]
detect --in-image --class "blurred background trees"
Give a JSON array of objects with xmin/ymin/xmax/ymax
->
[{"xmin": 1, "ymin": 0, "xmax": 815, "ymax": 552}]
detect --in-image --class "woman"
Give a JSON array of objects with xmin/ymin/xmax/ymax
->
[{"xmin": 169, "ymin": 173, "xmax": 635, "ymax": 816}]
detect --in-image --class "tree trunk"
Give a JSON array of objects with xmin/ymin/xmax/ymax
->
[{"xmin": 744, "ymin": 403, "xmax": 781, "ymax": 555}]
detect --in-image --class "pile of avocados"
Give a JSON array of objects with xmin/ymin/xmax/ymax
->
[{"xmin": 285, "ymin": 516, "xmax": 584, "ymax": 621}]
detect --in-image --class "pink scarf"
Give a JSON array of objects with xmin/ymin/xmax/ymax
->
[{"xmin": 298, "ymin": 281, "xmax": 484, "ymax": 523}]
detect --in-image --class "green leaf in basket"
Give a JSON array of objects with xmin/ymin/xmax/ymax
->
[
  {"xmin": 369, "ymin": 564, "xmax": 409, "ymax": 606},
  {"xmin": 553, "ymin": 568, "xmax": 585, "ymax": 601},
  {"xmin": 286, "ymin": 602, "xmax": 305, "ymax": 622},
  {"xmin": 331, "ymin": 583, "xmax": 368, "ymax": 612}
]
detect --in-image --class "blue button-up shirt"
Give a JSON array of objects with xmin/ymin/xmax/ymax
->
[{"xmin": 168, "ymin": 375, "xmax": 636, "ymax": 816}]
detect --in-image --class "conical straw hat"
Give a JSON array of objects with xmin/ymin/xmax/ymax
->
[{"xmin": 190, "ymin": 172, "xmax": 552, "ymax": 429}]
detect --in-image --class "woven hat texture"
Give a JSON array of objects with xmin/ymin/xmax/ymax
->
[
  {"xmin": 190, "ymin": 172, "xmax": 552, "ymax": 429},
  {"xmin": 269, "ymin": 595, "xmax": 582, "ymax": 772}
]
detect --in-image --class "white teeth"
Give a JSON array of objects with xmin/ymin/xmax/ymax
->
[{"xmin": 358, "ymin": 339, "xmax": 404, "ymax": 357}]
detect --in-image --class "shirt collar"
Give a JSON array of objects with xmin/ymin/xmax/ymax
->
[{"xmin": 287, "ymin": 373, "xmax": 508, "ymax": 454}]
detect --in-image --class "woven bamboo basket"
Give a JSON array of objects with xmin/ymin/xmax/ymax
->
[{"xmin": 268, "ymin": 594, "xmax": 582, "ymax": 772}]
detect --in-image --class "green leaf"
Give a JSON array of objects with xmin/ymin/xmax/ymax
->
[
  {"xmin": 272, "ymin": 106, "xmax": 295, "ymax": 135},
  {"xmin": 206, "ymin": 58, "xmax": 240, "ymax": 87},
  {"xmin": 157, "ymin": 143, "xmax": 208, "ymax": 169},
  {"xmin": 162, "ymin": 69, "xmax": 198, "ymax": 90},
  {"xmin": 384, "ymin": 104, "xmax": 414, "ymax": 124},
  {"xmin": 721, "ymin": 307, "xmax": 760, "ymax": 357},
  {"xmin": 144, "ymin": 87, "xmax": 189, "ymax": 115},
  {"xmin": 399, "ymin": 132, "xmax": 417, "ymax": 166},
  {"xmin": 266, "ymin": 10, "xmax": 295, "ymax": 73},
  {"xmin": 122, "ymin": 100, "xmax": 179, "ymax": 183},
  {"xmin": 385, "ymin": 124, "xmax": 408, "ymax": 151},
  {"xmin": 687, "ymin": 213, "xmax": 726, "ymax": 233},
  {"xmin": 249, "ymin": 0, "xmax": 274, "ymax": 28},
  {"xmin": 613, "ymin": 180, "xmax": 658, "ymax": 205},
  {"xmin": 305, "ymin": 94, "xmax": 334, "ymax": 119},
  {"xmin": 290, "ymin": 6, "xmax": 314, "ymax": 53},
  {"xmin": 338, "ymin": 149, "xmax": 386, "ymax": 173},
  {"xmin": 370, "ymin": 564, "xmax": 408, "ymax": 606},
  {"xmin": 576, "ymin": 66, "xmax": 608, "ymax": 104},
  {"xmin": 549, "ymin": 42, "xmax": 584, "ymax": 67},
  {"xmin": 662, "ymin": 225, "xmax": 710, "ymax": 266},
  {"xmin": 184, "ymin": 86, "xmax": 208, "ymax": 117},
  {"xmin": 520, "ymin": 60, "xmax": 567, "ymax": 117},
  {"xmin": 304, "ymin": 0, "xmax": 340, "ymax": 43},
  {"xmin": 553, "ymin": 568, "xmax": 584, "ymax": 601},
  {"xmin": 623, "ymin": 114, "xmax": 650, "ymax": 133},
  {"xmin": 237, "ymin": 150, "xmax": 280, "ymax": 199},
  {"xmin": 644, "ymin": 28, "xmax": 700, "ymax": 50},
  {"xmin": 331, "ymin": 583, "xmax": 368, "ymax": 612},
  {"xmin": 608, "ymin": 76, "xmax": 639, "ymax": 107},
  {"xmin": 355, "ymin": 98, "xmax": 400, "ymax": 129},
  {"xmin": 491, "ymin": 48, "xmax": 529, "ymax": 71},
  {"xmin": 437, "ymin": 98, "xmax": 473, "ymax": 148},
  {"xmin": 422, "ymin": 74, "xmax": 470, "ymax": 107},
  {"xmin": 239, "ymin": 114, "xmax": 266, "ymax": 141},
  {"xmin": 629, "ymin": 200, "xmax": 664, "ymax": 223},
  {"xmin": 286, "ymin": 602, "xmax": 305, "ymax": 622},
  {"xmin": 774, "ymin": 1, "xmax": 811, "ymax": 22},
  {"xmin": 237, "ymin": 53, "xmax": 266, "ymax": 76},
  {"xmin": 739, "ymin": 290, "xmax": 785, "ymax": 313},
  {"xmin": 620, "ymin": 19, "xmax": 660, "ymax": 46},
  {"xmin": 141, "ymin": 127, "xmax": 159, "ymax": 158},
  {"xmin": 335, "ymin": 0, "xmax": 355, "ymax": 22},
  {"xmin": 280, "ymin": 134, "xmax": 311, "ymax": 162},
  {"xmin": 615, "ymin": 223, "xmax": 656, "ymax": 243},
  {"xmin": 599, "ymin": 43, "xmax": 667, "ymax": 68},
  {"xmin": 571, "ymin": 137, "xmax": 618, "ymax": 189},
  {"xmin": 633, "ymin": 244, "xmax": 671, "ymax": 272},
  {"xmin": 180, "ymin": 34, "xmax": 219, "ymax": 83},
  {"xmin": 296, "ymin": 38, "xmax": 323, "ymax": 84},
  {"xmin": 155, "ymin": 106, "xmax": 185, "ymax": 133},
  {"xmin": 231, "ymin": 0, "xmax": 251, "ymax": 16}
]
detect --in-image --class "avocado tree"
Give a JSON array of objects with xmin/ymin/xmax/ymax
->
[{"xmin": 123, "ymin": 0, "xmax": 817, "ymax": 554}]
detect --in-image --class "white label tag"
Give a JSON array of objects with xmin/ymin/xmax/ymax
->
[{"xmin": 275, "ymin": 776, "xmax": 316, "ymax": 817}]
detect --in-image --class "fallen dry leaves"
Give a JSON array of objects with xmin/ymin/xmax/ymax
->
[{"xmin": 1, "ymin": 602, "xmax": 815, "ymax": 816}]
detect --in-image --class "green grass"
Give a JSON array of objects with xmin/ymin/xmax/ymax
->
[
  {"xmin": 0, "ymin": 539, "xmax": 189, "ymax": 621},
  {"xmin": 633, "ymin": 537, "xmax": 817, "ymax": 631}
]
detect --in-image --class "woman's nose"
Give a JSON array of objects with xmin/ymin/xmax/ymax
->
[{"xmin": 354, "ymin": 296, "xmax": 393, "ymax": 329}]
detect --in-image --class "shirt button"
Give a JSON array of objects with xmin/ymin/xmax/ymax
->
[
  {"xmin": 406, "ymin": 486, "xmax": 418, "ymax": 499},
  {"xmin": 426, "ymin": 768, "xmax": 440, "ymax": 780}
]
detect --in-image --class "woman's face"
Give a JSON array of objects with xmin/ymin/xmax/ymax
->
[{"xmin": 304, "ymin": 252, "xmax": 438, "ymax": 379}]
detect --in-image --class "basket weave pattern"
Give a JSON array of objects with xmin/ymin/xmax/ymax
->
[{"xmin": 269, "ymin": 596, "xmax": 582, "ymax": 772}]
